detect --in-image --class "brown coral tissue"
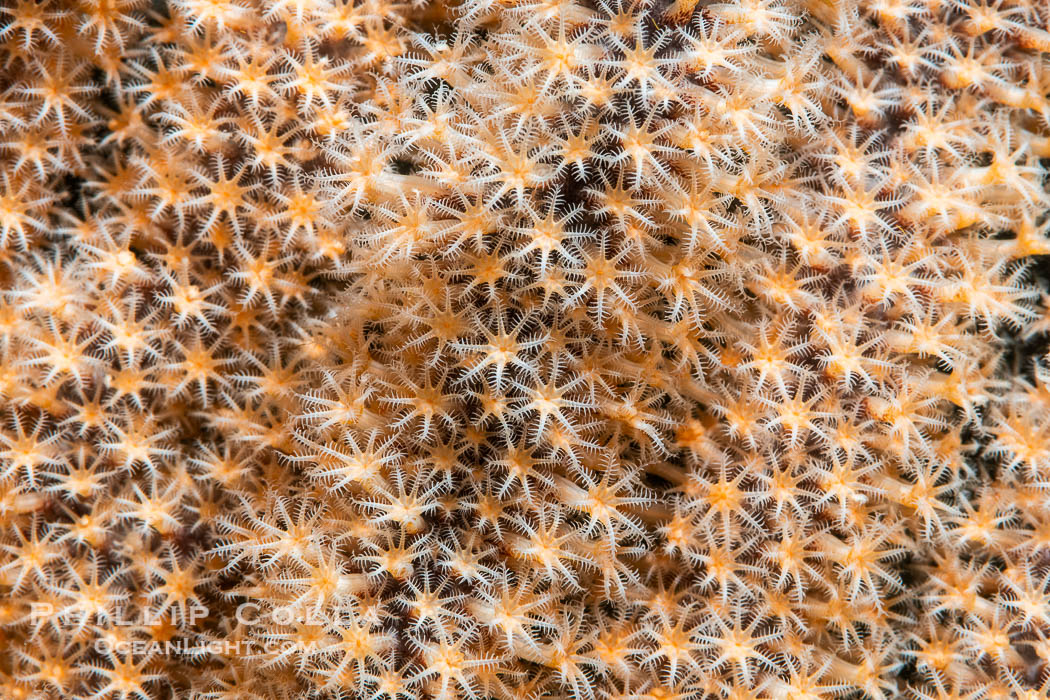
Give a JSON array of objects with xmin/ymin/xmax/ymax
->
[{"xmin": 3, "ymin": 0, "xmax": 1050, "ymax": 697}]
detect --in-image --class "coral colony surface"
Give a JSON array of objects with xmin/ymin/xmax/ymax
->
[{"xmin": 3, "ymin": 0, "xmax": 1050, "ymax": 698}]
